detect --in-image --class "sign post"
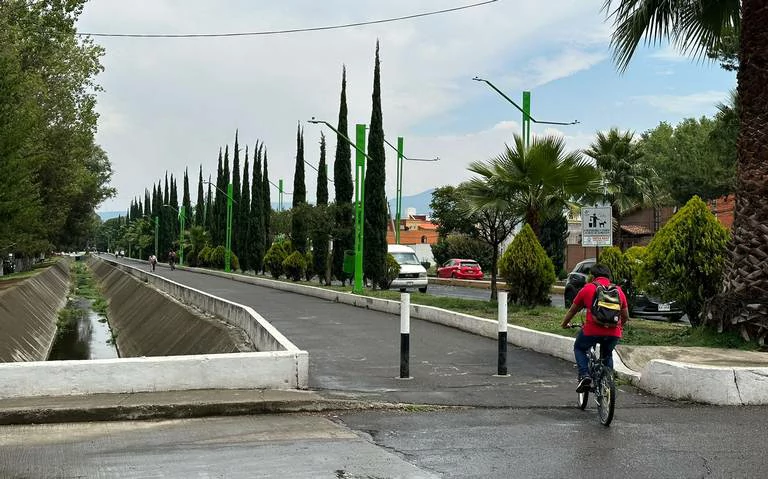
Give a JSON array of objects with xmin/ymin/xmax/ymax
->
[{"xmin": 581, "ymin": 206, "xmax": 613, "ymax": 258}]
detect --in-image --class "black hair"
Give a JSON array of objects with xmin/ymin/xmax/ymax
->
[{"xmin": 591, "ymin": 263, "xmax": 612, "ymax": 280}]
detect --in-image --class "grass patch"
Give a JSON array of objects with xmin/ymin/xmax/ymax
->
[{"xmin": 68, "ymin": 262, "xmax": 109, "ymax": 321}]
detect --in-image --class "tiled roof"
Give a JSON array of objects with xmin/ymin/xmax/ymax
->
[{"xmin": 621, "ymin": 224, "xmax": 653, "ymax": 236}]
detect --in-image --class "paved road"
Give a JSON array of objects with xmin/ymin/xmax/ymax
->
[{"xmin": 7, "ymin": 255, "xmax": 760, "ymax": 478}]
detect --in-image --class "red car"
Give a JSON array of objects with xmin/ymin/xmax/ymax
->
[{"xmin": 437, "ymin": 259, "xmax": 484, "ymax": 280}]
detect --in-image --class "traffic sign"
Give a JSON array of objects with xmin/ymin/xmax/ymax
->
[{"xmin": 581, "ymin": 206, "xmax": 613, "ymax": 247}]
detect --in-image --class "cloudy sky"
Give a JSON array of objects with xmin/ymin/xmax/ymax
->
[{"xmin": 80, "ymin": 0, "xmax": 736, "ymax": 213}]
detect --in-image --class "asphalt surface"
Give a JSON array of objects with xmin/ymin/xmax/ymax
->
[{"xmin": 6, "ymin": 255, "xmax": 763, "ymax": 479}]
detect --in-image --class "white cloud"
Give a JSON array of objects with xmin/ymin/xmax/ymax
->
[
  {"xmin": 649, "ymin": 44, "xmax": 688, "ymax": 62},
  {"xmin": 632, "ymin": 90, "xmax": 728, "ymax": 115}
]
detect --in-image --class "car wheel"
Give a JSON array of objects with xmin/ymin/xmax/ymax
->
[{"xmin": 419, "ymin": 286, "xmax": 428, "ymax": 293}]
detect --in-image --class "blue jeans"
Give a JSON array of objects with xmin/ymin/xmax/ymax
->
[{"xmin": 574, "ymin": 331, "xmax": 619, "ymax": 378}]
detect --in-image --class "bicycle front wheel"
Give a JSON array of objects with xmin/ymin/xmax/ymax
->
[{"xmin": 597, "ymin": 369, "xmax": 616, "ymax": 426}]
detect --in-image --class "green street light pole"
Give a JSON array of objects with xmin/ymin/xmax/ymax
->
[
  {"xmin": 382, "ymin": 137, "xmax": 439, "ymax": 244},
  {"xmin": 308, "ymin": 118, "xmax": 372, "ymax": 294},
  {"xmin": 472, "ymin": 77, "xmax": 579, "ymax": 149}
]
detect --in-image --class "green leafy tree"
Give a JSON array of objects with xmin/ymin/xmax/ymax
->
[
  {"xmin": 363, "ymin": 41, "xmax": 388, "ymax": 288},
  {"xmin": 638, "ymin": 119, "xmax": 732, "ymax": 205},
  {"xmin": 603, "ymin": 0, "xmax": 768, "ymax": 339},
  {"xmin": 498, "ymin": 224, "xmax": 556, "ymax": 306},
  {"xmin": 332, "ymin": 66, "xmax": 354, "ymax": 284},
  {"xmin": 291, "ymin": 124, "xmax": 308, "ymax": 253},
  {"xmin": 429, "ymin": 186, "xmax": 478, "ymax": 238},
  {"xmin": 382, "ymin": 254, "xmax": 401, "ymax": 290},
  {"xmin": 638, "ymin": 197, "xmax": 730, "ymax": 327}
]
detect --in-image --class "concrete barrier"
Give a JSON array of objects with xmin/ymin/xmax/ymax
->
[
  {"xmin": 639, "ymin": 360, "xmax": 768, "ymax": 405},
  {"xmin": 0, "ymin": 352, "xmax": 303, "ymax": 398}
]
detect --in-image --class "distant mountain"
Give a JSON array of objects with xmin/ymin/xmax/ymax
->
[
  {"xmin": 389, "ymin": 188, "xmax": 434, "ymax": 218},
  {"xmin": 97, "ymin": 211, "xmax": 124, "ymax": 221}
]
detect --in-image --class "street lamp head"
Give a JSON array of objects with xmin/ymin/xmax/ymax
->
[{"xmin": 472, "ymin": 76, "xmax": 485, "ymax": 82}]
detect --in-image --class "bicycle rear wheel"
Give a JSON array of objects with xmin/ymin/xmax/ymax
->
[{"xmin": 597, "ymin": 369, "xmax": 616, "ymax": 426}]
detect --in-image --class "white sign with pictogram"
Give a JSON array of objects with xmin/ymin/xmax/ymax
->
[{"xmin": 581, "ymin": 206, "xmax": 613, "ymax": 247}]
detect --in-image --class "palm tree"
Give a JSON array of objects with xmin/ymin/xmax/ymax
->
[
  {"xmin": 584, "ymin": 128, "xmax": 663, "ymax": 248},
  {"xmin": 463, "ymin": 134, "xmax": 600, "ymax": 299},
  {"xmin": 604, "ymin": 1, "xmax": 768, "ymax": 338},
  {"xmin": 466, "ymin": 134, "xmax": 601, "ymax": 238}
]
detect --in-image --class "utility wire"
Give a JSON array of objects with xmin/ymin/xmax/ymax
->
[{"xmin": 77, "ymin": 0, "xmax": 498, "ymax": 38}]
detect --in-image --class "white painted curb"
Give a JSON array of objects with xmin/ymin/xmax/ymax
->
[{"xmin": 639, "ymin": 360, "xmax": 768, "ymax": 405}]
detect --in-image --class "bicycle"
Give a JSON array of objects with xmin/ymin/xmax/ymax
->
[{"xmin": 570, "ymin": 323, "xmax": 617, "ymax": 427}]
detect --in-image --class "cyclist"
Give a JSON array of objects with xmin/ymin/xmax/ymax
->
[
  {"xmin": 561, "ymin": 263, "xmax": 629, "ymax": 393},
  {"xmin": 168, "ymin": 250, "xmax": 177, "ymax": 270}
]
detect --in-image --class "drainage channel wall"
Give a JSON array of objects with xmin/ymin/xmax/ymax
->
[
  {"xmin": 89, "ymin": 259, "xmax": 250, "ymax": 357},
  {"xmin": 0, "ymin": 261, "xmax": 70, "ymax": 362},
  {"xmin": 0, "ymin": 258, "xmax": 307, "ymax": 398}
]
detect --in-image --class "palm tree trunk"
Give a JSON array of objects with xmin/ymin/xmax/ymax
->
[
  {"xmin": 489, "ymin": 244, "xmax": 498, "ymax": 301},
  {"xmin": 704, "ymin": 0, "xmax": 768, "ymax": 343}
]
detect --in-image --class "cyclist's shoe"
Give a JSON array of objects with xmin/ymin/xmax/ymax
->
[{"xmin": 576, "ymin": 376, "xmax": 592, "ymax": 393}]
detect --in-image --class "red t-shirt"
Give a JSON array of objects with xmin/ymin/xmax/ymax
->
[{"xmin": 573, "ymin": 276, "xmax": 627, "ymax": 338}]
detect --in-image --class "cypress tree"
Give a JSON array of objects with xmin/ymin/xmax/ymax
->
[
  {"xmin": 205, "ymin": 175, "xmax": 214, "ymax": 236},
  {"xmin": 363, "ymin": 41, "xmax": 388, "ymax": 288},
  {"xmin": 332, "ymin": 66, "xmax": 354, "ymax": 284},
  {"xmin": 251, "ymin": 143, "xmax": 265, "ymax": 272},
  {"xmin": 232, "ymin": 131, "xmax": 241, "ymax": 262},
  {"xmin": 214, "ymin": 148, "xmax": 225, "ymax": 246},
  {"xmin": 262, "ymin": 147, "xmax": 271, "ymax": 247},
  {"xmin": 144, "ymin": 189, "xmax": 151, "ymax": 217},
  {"xmin": 182, "ymin": 168, "xmax": 191, "ymax": 231},
  {"xmin": 195, "ymin": 165, "xmax": 205, "ymax": 227},
  {"xmin": 170, "ymin": 174, "xmax": 179, "ymax": 250},
  {"xmin": 291, "ymin": 124, "xmax": 308, "ymax": 253},
  {"xmin": 239, "ymin": 145, "xmax": 251, "ymax": 272},
  {"xmin": 313, "ymin": 133, "xmax": 330, "ymax": 282}
]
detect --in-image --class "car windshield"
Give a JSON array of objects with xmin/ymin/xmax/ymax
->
[
  {"xmin": 460, "ymin": 261, "xmax": 479, "ymax": 268},
  {"xmin": 392, "ymin": 252, "xmax": 421, "ymax": 265}
]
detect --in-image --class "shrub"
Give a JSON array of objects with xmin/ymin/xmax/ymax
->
[
  {"xmin": 283, "ymin": 251, "xmax": 307, "ymax": 281},
  {"xmin": 378, "ymin": 254, "xmax": 401, "ymax": 290},
  {"xmin": 598, "ymin": 246, "xmax": 629, "ymax": 285},
  {"xmin": 197, "ymin": 246, "xmax": 213, "ymax": 267},
  {"xmin": 264, "ymin": 240, "xmax": 292, "ymax": 279},
  {"xmin": 498, "ymin": 224, "xmax": 556, "ymax": 306},
  {"xmin": 637, "ymin": 196, "xmax": 730, "ymax": 326}
]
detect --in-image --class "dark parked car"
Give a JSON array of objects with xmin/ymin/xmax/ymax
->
[{"xmin": 563, "ymin": 258, "xmax": 685, "ymax": 322}]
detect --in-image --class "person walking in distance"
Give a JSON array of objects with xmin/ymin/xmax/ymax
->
[
  {"xmin": 168, "ymin": 250, "xmax": 177, "ymax": 270},
  {"xmin": 148, "ymin": 254, "xmax": 157, "ymax": 272}
]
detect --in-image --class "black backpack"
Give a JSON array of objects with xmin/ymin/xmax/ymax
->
[{"xmin": 590, "ymin": 281, "xmax": 622, "ymax": 327}]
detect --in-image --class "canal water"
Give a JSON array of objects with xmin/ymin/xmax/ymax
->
[{"xmin": 48, "ymin": 298, "xmax": 119, "ymax": 360}]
